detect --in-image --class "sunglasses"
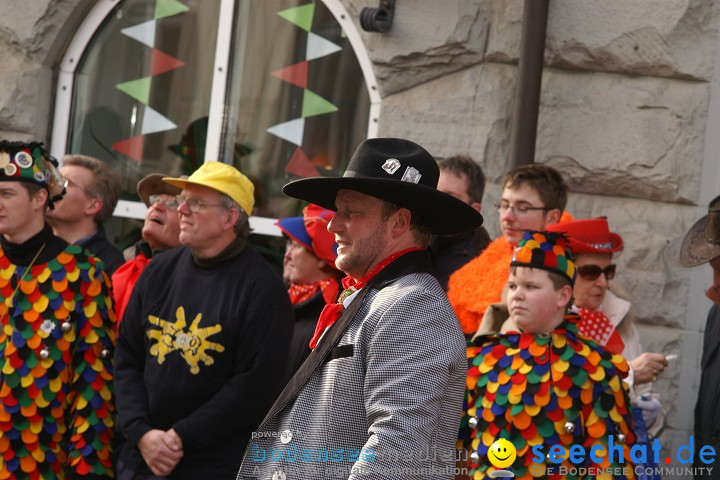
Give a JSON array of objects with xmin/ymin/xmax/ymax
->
[{"xmin": 577, "ymin": 264, "xmax": 616, "ymax": 281}]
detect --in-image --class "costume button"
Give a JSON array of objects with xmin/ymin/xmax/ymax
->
[
  {"xmin": 470, "ymin": 451, "xmax": 480, "ymax": 463},
  {"xmin": 280, "ymin": 429, "xmax": 292, "ymax": 444},
  {"xmin": 39, "ymin": 349, "xmax": 50, "ymax": 359},
  {"xmin": 61, "ymin": 321, "xmax": 72, "ymax": 332},
  {"xmin": 101, "ymin": 348, "xmax": 110, "ymax": 359},
  {"xmin": 468, "ymin": 417, "xmax": 478, "ymax": 429},
  {"xmin": 564, "ymin": 421, "xmax": 575, "ymax": 433},
  {"xmin": 617, "ymin": 433, "xmax": 626, "ymax": 443}
]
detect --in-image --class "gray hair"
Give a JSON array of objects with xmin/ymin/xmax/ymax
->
[{"xmin": 220, "ymin": 193, "xmax": 252, "ymax": 239}]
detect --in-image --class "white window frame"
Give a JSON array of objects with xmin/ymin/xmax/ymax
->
[{"xmin": 51, "ymin": 0, "xmax": 380, "ymax": 236}]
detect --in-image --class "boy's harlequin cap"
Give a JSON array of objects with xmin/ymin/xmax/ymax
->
[
  {"xmin": 276, "ymin": 204, "xmax": 338, "ymax": 269},
  {"xmin": 0, "ymin": 140, "xmax": 65, "ymax": 207},
  {"xmin": 511, "ymin": 230, "xmax": 576, "ymax": 286}
]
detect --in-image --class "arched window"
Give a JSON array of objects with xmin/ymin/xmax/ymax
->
[{"xmin": 53, "ymin": 0, "xmax": 376, "ymax": 241}]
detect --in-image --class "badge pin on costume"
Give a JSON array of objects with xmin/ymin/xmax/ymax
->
[
  {"xmin": 381, "ymin": 158, "xmax": 401, "ymax": 175},
  {"xmin": 40, "ymin": 319, "xmax": 56, "ymax": 334}
]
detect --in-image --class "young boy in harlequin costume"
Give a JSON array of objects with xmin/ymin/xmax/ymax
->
[
  {"xmin": 458, "ymin": 231, "xmax": 636, "ymax": 480},
  {"xmin": 0, "ymin": 141, "xmax": 115, "ymax": 479}
]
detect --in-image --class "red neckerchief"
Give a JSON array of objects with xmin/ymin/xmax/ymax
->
[
  {"xmin": 576, "ymin": 306, "xmax": 625, "ymax": 355},
  {"xmin": 288, "ymin": 282, "xmax": 320, "ymax": 305},
  {"xmin": 308, "ymin": 247, "xmax": 423, "ymax": 349},
  {"xmin": 288, "ymin": 278, "xmax": 340, "ymax": 306}
]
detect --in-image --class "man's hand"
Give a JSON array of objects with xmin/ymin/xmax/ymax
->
[
  {"xmin": 138, "ymin": 429, "xmax": 184, "ymax": 476},
  {"xmin": 165, "ymin": 428, "xmax": 184, "ymax": 451}
]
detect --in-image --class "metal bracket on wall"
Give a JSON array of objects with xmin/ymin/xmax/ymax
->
[{"xmin": 360, "ymin": 0, "xmax": 395, "ymax": 33}]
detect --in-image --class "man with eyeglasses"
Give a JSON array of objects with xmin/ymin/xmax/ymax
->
[
  {"xmin": 447, "ymin": 163, "xmax": 569, "ymax": 338},
  {"xmin": 114, "ymin": 162, "xmax": 292, "ymax": 480},
  {"xmin": 112, "ymin": 173, "xmax": 182, "ymax": 325},
  {"xmin": 47, "ymin": 154, "xmax": 124, "ymax": 273}
]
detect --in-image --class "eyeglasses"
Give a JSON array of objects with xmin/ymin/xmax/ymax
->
[
  {"xmin": 577, "ymin": 264, "xmax": 616, "ymax": 281},
  {"xmin": 148, "ymin": 194, "xmax": 179, "ymax": 210},
  {"xmin": 63, "ymin": 177, "xmax": 92, "ymax": 196},
  {"xmin": 175, "ymin": 195, "xmax": 225, "ymax": 213},
  {"xmin": 496, "ymin": 201, "xmax": 552, "ymax": 216}
]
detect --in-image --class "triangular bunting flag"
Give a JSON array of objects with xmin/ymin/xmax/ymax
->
[
  {"xmin": 121, "ymin": 20, "xmax": 156, "ymax": 48},
  {"xmin": 302, "ymin": 89, "xmax": 338, "ymax": 118},
  {"xmin": 306, "ymin": 32, "xmax": 342, "ymax": 61},
  {"xmin": 116, "ymin": 77, "xmax": 152, "ymax": 105},
  {"xmin": 112, "ymin": 135, "xmax": 145, "ymax": 163},
  {"xmin": 156, "ymin": 0, "xmax": 189, "ymax": 19},
  {"xmin": 150, "ymin": 49, "xmax": 185, "ymax": 76},
  {"xmin": 267, "ymin": 118, "xmax": 305, "ymax": 146},
  {"xmin": 271, "ymin": 61, "xmax": 308, "ymax": 89},
  {"xmin": 141, "ymin": 106, "xmax": 177, "ymax": 135},
  {"xmin": 277, "ymin": 3, "xmax": 315, "ymax": 32},
  {"xmin": 285, "ymin": 147, "xmax": 320, "ymax": 177}
]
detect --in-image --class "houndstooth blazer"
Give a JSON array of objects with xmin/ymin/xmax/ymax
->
[{"xmin": 237, "ymin": 250, "xmax": 466, "ymax": 480}]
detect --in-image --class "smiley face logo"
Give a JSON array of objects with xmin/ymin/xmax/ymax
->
[{"xmin": 488, "ymin": 438, "xmax": 517, "ymax": 469}]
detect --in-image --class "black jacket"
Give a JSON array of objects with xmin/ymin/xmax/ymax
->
[
  {"xmin": 695, "ymin": 304, "xmax": 720, "ymax": 478},
  {"xmin": 430, "ymin": 226, "xmax": 491, "ymax": 290},
  {"xmin": 79, "ymin": 226, "xmax": 124, "ymax": 274}
]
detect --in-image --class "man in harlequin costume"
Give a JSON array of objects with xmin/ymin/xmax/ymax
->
[
  {"xmin": 114, "ymin": 162, "xmax": 292, "ymax": 480},
  {"xmin": 0, "ymin": 141, "xmax": 116, "ymax": 479},
  {"xmin": 447, "ymin": 164, "xmax": 570, "ymax": 338},
  {"xmin": 458, "ymin": 230, "xmax": 636, "ymax": 480}
]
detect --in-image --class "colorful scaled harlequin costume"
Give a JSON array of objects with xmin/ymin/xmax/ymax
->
[
  {"xmin": 0, "ymin": 141, "xmax": 115, "ymax": 479},
  {"xmin": 458, "ymin": 231, "xmax": 636, "ymax": 480},
  {"xmin": 459, "ymin": 316, "xmax": 636, "ymax": 479}
]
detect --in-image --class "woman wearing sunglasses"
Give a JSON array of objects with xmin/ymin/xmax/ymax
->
[{"xmin": 547, "ymin": 218, "xmax": 666, "ymax": 479}]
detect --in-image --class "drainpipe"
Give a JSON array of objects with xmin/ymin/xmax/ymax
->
[{"xmin": 508, "ymin": 0, "xmax": 550, "ymax": 169}]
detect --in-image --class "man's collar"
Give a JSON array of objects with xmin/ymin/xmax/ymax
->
[{"xmin": 191, "ymin": 234, "xmax": 247, "ymax": 268}]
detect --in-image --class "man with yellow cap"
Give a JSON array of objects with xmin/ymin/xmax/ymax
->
[{"xmin": 114, "ymin": 162, "xmax": 293, "ymax": 480}]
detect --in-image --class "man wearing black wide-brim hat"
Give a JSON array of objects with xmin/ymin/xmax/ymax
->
[
  {"xmin": 238, "ymin": 138, "xmax": 483, "ymax": 480},
  {"xmin": 680, "ymin": 194, "xmax": 720, "ymax": 479}
]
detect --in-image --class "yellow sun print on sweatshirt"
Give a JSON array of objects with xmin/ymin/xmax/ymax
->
[{"xmin": 147, "ymin": 306, "xmax": 225, "ymax": 374}]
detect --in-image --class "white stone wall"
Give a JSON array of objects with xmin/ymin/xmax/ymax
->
[
  {"xmin": 346, "ymin": 0, "xmax": 720, "ymax": 460},
  {"xmin": 1, "ymin": 0, "xmax": 719, "ymax": 467},
  {"xmin": 0, "ymin": 0, "xmax": 92, "ymax": 140}
]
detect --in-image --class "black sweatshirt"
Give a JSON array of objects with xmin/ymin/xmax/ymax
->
[{"xmin": 115, "ymin": 244, "xmax": 293, "ymax": 479}]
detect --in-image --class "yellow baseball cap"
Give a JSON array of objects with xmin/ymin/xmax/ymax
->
[{"xmin": 163, "ymin": 161, "xmax": 254, "ymax": 215}]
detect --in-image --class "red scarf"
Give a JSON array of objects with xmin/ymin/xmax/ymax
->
[
  {"xmin": 576, "ymin": 306, "xmax": 625, "ymax": 355},
  {"xmin": 308, "ymin": 247, "xmax": 422, "ymax": 349},
  {"xmin": 288, "ymin": 278, "xmax": 341, "ymax": 306}
]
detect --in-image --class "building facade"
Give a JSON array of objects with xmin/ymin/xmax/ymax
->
[{"xmin": 1, "ymin": 0, "xmax": 719, "ymax": 463}]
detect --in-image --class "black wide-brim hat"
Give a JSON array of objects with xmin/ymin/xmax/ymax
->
[{"xmin": 282, "ymin": 138, "xmax": 483, "ymax": 236}]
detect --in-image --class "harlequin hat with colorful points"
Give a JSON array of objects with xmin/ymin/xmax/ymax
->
[
  {"xmin": 0, "ymin": 140, "xmax": 65, "ymax": 207},
  {"xmin": 276, "ymin": 204, "xmax": 338, "ymax": 269},
  {"xmin": 511, "ymin": 230, "xmax": 576, "ymax": 286}
]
